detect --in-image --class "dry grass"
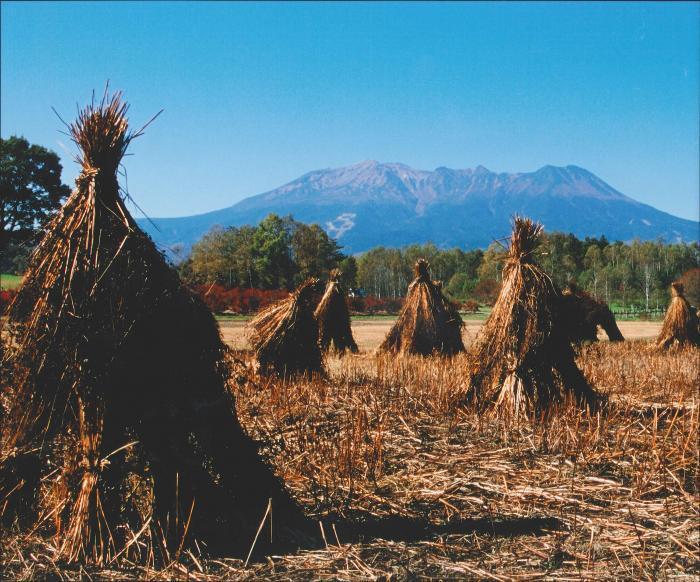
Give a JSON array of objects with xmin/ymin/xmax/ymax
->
[{"xmin": 2, "ymin": 339, "xmax": 697, "ymax": 579}]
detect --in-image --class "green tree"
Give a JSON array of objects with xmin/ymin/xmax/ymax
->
[
  {"xmin": 188, "ymin": 225, "xmax": 230, "ymax": 284},
  {"xmin": 229, "ymin": 225, "xmax": 258, "ymax": 287},
  {"xmin": 445, "ymin": 272, "xmax": 475, "ymax": 300},
  {"xmin": 291, "ymin": 223, "xmax": 344, "ymax": 283},
  {"xmin": 540, "ymin": 232, "xmax": 583, "ymax": 287},
  {"xmin": 478, "ymin": 242, "xmax": 506, "ymax": 281},
  {"xmin": 582, "ymin": 245, "xmax": 604, "ymax": 297},
  {"xmin": 1, "ymin": 136, "xmax": 71, "ymax": 249},
  {"xmin": 338, "ymin": 256, "xmax": 358, "ymax": 288},
  {"xmin": 182, "ymin": 215, "xmax": 699, "ymax": 308},
  {"xmin": 455, "ymin": 249, "xmax": 484, "ymax": 281},
  {"xmin": 251, "ymin": 214, "xmax": 296, "ymax": 289},
  {"xmin": 357, "ymin": 247, "xmax": 396, "ymax": 298},
  {"xmin": 0, "ymin": 239, "xmax": 32, "ymax": 274},
  {"xmin": 187, "ymin": 225, "xmax": 259, "ymax": 287}
]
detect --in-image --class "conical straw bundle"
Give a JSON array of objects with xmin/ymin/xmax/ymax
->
[
  {"xmin": 315, "ymin": 269, "xmax": 359, "ymax": 355},
  {"xmin": 0, "ymin": 91, "xmax": 307, "ymax": 563},
  {"xmin": 378, "ymin": 259, "xmax": 465, "ymax": 356},
  {"xmin": 656, "ymin": 282, "xmax": 700, "ymax": 348},
  {"xmin": 465, "ymin": 217, "xmax": 598, "ymax": 418},
  {"xmin": 560, "ymin": 284, "xmax": 624, "ymax": 343},
  {"xmin": 249, "ymin": 278, "xmax": 324, "ymax": 377}
]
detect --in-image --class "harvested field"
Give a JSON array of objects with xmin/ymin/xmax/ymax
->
[
  {"xmin": 220, "ymin": 318, "xmax": 663, "ymax": 351},
  {"xmin": 2, "ymin": 336, "xmax": 697, "ymax": 579}
]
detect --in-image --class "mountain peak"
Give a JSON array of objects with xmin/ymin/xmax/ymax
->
[
  {"xmin": 534, "ymin": 164, "xmax": 597, "ymax": 180},
  {"xmin": 534, "ymin": 164, "xmax": 569, "ymax": 177},
  {"xmin": 353, "ymin": 159, "xmax": 380, "ymax": 169},
  {"xmin": 139, "ymin": 161, "xmax": 698, "ymax": 255}
]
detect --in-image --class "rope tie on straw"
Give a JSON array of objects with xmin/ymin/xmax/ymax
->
[{"xmin": 77, "ymin": 166, "xmax": 100, "ymax": 187}]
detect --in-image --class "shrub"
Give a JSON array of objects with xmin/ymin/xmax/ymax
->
[
  {"xmin": 362, "ymin": 295, "xmax": 404, "ymax": 315},
  {"xmin": 190, "ymin": 285, "xmax": 289, "ymax": 314},
  {"xmin": 347, "ymin": 296, "xmax": 366, "ymax": 314}
]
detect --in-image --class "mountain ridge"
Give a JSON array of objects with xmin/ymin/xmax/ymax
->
[{"xmin": 137, "ymin": 162, "xmax": 698, "ymax": 255}]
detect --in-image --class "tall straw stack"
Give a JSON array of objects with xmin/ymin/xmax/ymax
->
[
  {"xmin": 378, "ymin": 259, "xmax": 465, "ymax": 356},
  {"xmin": 0, "ymin": 91, "xmax": 307, "ymax": 563},
  {"xmin": 561, "ymin": 284, "xmax": 624, "ymax": 343},
  {"xmin": 249, "ymin": 278, "xmax": 324, "ymax": 377},
  {"xmin": 656, "ymin": 282, "xmax": 700, "ymax": 348},
  {"xmin": 465, "ymin": 217, "xmax": 599, "ymax": 418},
  {"xmin": 315, "ymin": 269, "xmax": 359, "ymax": 355}
]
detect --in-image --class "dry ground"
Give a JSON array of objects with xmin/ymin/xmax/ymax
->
[
  {"xmin": 2, "ymin": 324, "xmax": 698, "ymax": 580},
  {"xmin": 220, "ymin": 318, "xmax": 663, "ymax": 351}
]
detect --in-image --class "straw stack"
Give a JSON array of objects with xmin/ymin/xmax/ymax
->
[
  {"xmin": 0, "ymin": 91, "xmax": 308, "ymax": 563},
  {"xmin": 465, "ymin": 217, "xmax": 599, "ymax": 417},
  {"xmin": 315, "ymin": 269, "xmax": 359, "ymax": 355},
  {"xmin": 379, "ymin": 259, "xmax": 465, "ymax": 356}
]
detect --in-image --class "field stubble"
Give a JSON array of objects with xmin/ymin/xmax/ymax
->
[
  {"xmin": 227, "ymin": 341, "xmax": 699, "ymax": 579},
  {"xmin": 2, "ymin": 333, "xmax": 698, "ymax": 580}
]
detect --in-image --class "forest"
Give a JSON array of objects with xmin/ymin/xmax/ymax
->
[{"xmin": 179, "ymin": 213, "xmax": 700, "ymax": 310}]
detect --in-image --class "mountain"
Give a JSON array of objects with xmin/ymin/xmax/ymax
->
[{"xmin": 138, "ymin": 162, "xmax": 699, "ymax": 255}]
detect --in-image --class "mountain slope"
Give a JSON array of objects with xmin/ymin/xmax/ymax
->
[{"xmin": 138, "ymin": 162, "xmax": 699, "ymax": 255}]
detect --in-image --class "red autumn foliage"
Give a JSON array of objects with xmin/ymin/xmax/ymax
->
[
  {"xmin": 189, "ymin": 286, "xmax": 418, "ymax": 316},
  {"xmin": 348, "ymin": 295, "xmax": 405, "ymax": 315},
  {"xmin": 190, "ymin": 284, "xmax": 288, "ymax": 314}
]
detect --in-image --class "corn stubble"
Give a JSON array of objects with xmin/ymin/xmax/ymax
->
[
  {"xmin": 242, "ymin": 343, "xmax": 699, "ymax": 579},
  {"xmin": 3, "ymin": 339, "xmax": 698, "ymax": 578},
  {"xmin": 0, "ymin": 91, "xmax": 308, "ymax": 565}
]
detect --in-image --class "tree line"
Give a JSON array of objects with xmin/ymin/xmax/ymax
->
[{"xmin": 180, "ymin": 216, "xmax": 699, "ymax": 309}]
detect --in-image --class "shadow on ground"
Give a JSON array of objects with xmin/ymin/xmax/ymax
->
[
  {"xmin": 246, "ymin": 510, "xmax": 564, "ymax": 561},
  {"xmin": 328, "ymin": 512, "xmax": 564, "ymax": 545}
]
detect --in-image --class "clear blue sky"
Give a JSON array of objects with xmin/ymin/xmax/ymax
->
[{"xmin": 2, "ymin": 1, "xmax": 698, "ymax": 220}]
